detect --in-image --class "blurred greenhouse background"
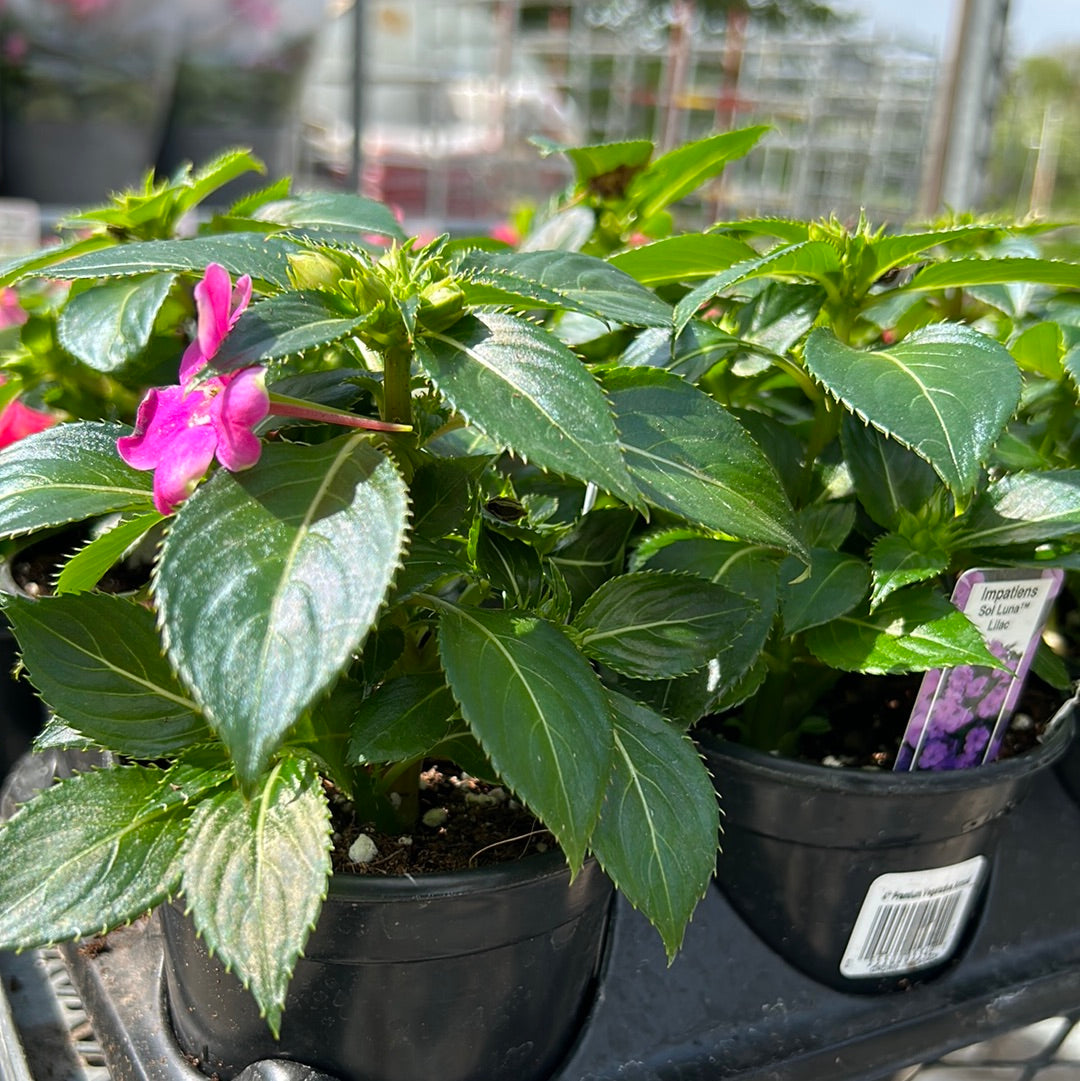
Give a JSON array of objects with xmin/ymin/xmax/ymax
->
[{"xmin": 0, "ymin": 0, "xmax": 1075, "ymax": 242}]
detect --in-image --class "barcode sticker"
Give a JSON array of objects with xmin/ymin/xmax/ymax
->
[{"xmin": 839, "ymin": 856, "xmax": 987, "ymax": 978}]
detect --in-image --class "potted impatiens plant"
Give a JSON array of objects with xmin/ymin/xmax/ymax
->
[
  {"xmin": 604, "ymin": 205, "xmax": 1080, "ymax": 993},
  {"xmin": 0, "ymin": 137, "xmax": 803, "ymax": 1081}
]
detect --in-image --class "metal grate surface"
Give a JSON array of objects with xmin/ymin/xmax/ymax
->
[{"xmin": 1, "ymin": 946, "xmax": 109, "ymax": 1081}]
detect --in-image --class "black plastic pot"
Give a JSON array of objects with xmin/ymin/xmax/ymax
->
[
  {"xmin": 701, "ymin": 698, "xmax": 1075, "ymax": 994},
  {"xmin": 0, "ymin": 620, "xmax": 44, "ymax": 781},
  {"xmin": 1055, "ymin": 720, "xmax": 1080, "ymax": 804},
  {"xmin": 161, "ymin": 850, "xmax": 613, "ymax": 1081}
]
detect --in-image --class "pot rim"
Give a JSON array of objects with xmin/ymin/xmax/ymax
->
[
  {"xmin": 321, "ymin": 843, "xmax": 585, "ymax": 904},
  {"xmin": 700, "ymin": 693, "xmax": 1077, "ymax": 796}
]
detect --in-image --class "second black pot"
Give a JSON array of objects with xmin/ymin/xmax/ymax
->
[
  {"xmin": 161, "ymin": 849, "xmax": 613, "ymax": 1081},
  {"xmin": 701, "ymin": 698, "xmax": 1075, "ymax": 993}
]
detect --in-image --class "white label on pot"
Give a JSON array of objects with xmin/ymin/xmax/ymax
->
[{"xmin": 839, "ymin": 856, "xmax": 987, "ymax": 979}]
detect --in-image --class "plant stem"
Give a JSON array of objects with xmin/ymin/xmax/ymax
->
[
  {"xmin": 267, "ymin": 393, "xmax": 411, "ymax": 432},
  {"xmin": 381, "ymin": 343, "xmax": 414, "ymax": 427}
]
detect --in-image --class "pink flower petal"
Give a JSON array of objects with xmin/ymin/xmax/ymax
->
[
  {"xmin": 178, "ymin": 339, "xmax": 207, "ymax": 385},
  {"xmin": 230, "ymin": 275, "xmax": 252, "ymax": 330},
  {"xmin": 213, "ymin": 368, "xmax": 269, "ymax": 471},
  {"xmin": 194, "ymin": 263, "xmax": 233, "ymax": 360},
  {"xmin": 117, "ymin": 264, "xmax": 263, "ymax": 513},
  {"xmin": 151, "ymin": 424, "xmax": 218, "ymax": 515},
  {"xmin": 193, "ymin": 264, "xmax": 252, "ymax": 362},
  {"xmin": 117, "ymin": 385, "xmax": 197, "ymax": 470},
  {"xmin": 0, "ymin": 399, "xmax": 55, "ymax": 447}
]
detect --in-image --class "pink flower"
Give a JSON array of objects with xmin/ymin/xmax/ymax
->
[
  {"xmin": 490, "ymin": 223, "xmax": 520, "ymax": 247},
  {"xmin": 47, "ymin": 0, "xmax": 115, "ymax": 17},
  {"xmin": 0, "ymin": 396, "xmax": 55, "ymax": 448},
  {"xmin": 2, "ymin": 32, "xmax": 27, "ymax": 65},
  {"xmin": 118, "ymin": 264, "xmax": 268, "ymax": 515},
  {"xmin": 229, "ymin": 0, "xmax": 279, "ymax": 31},
  {"xmin": 0, "ymin": 288, "xmax": 27, "ymax": 329}
]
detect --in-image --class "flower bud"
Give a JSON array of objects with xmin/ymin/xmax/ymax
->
[
  {"xmin": 288, "ymin": 250, "xmax": 346, "ymax": 291},
  {"xmin": 418, "ymin": 277, "xmax": 465, "ymax": 332}
]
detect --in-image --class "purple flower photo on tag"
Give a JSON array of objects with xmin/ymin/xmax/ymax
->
[{"xmin": 895, "ymin": 567, "xmax": 1063, "ymax": 772}]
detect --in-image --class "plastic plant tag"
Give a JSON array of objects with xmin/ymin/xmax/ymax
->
[
  {"xmin": 895, "ymin": 567, "xmax": 1064, "ymax": 772},
  {"xmin": 839, "ymin": 855, "xmax": 987, "ymax": 978}
]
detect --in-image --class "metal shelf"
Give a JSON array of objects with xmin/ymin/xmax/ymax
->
[{"xmin": 11, "ymin": 764, "xmax": 1078, "ymax": 1081}]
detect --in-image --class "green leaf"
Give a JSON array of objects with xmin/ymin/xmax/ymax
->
[
  {"xmin": 1032, "ymin": 639, "xmax": 1073, "ymax": 692},
  {"xmin": 709, "ymin": 217, "xmax": 812, "ymax": 244},
  {"xmin": 28, "ymin": 234, "xmax": 297, "ymax": 289},
  {"xmin": 417, "ymin": 313, "xmax": 639, "ymax": 505},
  {"xmin": 574, "ymin": 571, "xmax": 762, "ymax": 679},
  {"xmin": 627, "ymin": 127, "xmax": 768, "ymax": 222},
  {"xmin": 437, "ymin": 605, "xmax": 613, "ymax": 870},
  {"xmin": 57, "ymin": 273, "xmax": 177, "ymax": 373},
  {"xmin": 0, "ymin": 422, "xmax": 152, "ymax": 539},
  {"xmin": 803, "ymin": 325, "xmax": 1021, "ymax": 502},
  {"xmin": 521, "ymin": 206, "xmax": 596, "ymax": 252},
  {"xmin": 840, "ymin": 417, "xmax": 939, "ymax": 530},
  {"xmin": 0, "ymin": 763, "xmax": 217, "ymax": 949},
  {"xmin": 590, "ymin": 692, "xmax": 717, "ymax": 960},
  {"xmin": 156, "ymin": 435, "xmax": 409, "ymax": 783},
  {"xmin": 958, "ymin": 470, "xmax": 1080, "ymax": 548},
  {"xmin": 907, "ymin": 256, "xmax": 1080, "ymax": 293},
  {"xmin": 180, "ymin": 757, "xmax": 331, "ymax": 1037},
  {"xmin": 348, "ymin": 674, "xmax": 459, "ymax": 764},
  {"xmin": 778, "ymin": 549, "xmax": 870, "ymax": 635},
  {"xmin": 804, "ymin": 588, "xmax": 1005, "ymax": 674},
  {"xmin": 862, "ymin": 226, "xmax": 1009, "ymax": 289},
  {"xmin": 634, "ymin": 533, "xmax": 782, "ymax": 605},
  {"xmin": 549, "ymin": 507, "xmax": 638, "ymax": 608},
  {"xmin": 1010, "ymin": 321, "xmax": 1064, "ymax": 378},
  {"xmin": 54, "ymin": 512, "xmax": 163, "ymax": 595},
  {"xmin": 532, "ymin": 137, "xmax": 654, "ymax": 186},
  {"xmin": 408, "ymin": 458, "xmax": 477, "ymax": 539},
  {"xmin": 0, "ymin": 235, "xmax": 115, "ymax": 288},
  {"xmin": 184, "ymin": 149, "xmax": 269, "ymax": 213},
  {"xmin": 622, "ymin": 323, "xmax": 743, "ymax": 383},
  {"xmin": 457, "ymin": 249, "xmax": 672, "ymax": 327},
  {"xmin": 621, "ymin": 535, "xmax": 778, "ymax": 715},
  {"xmin": 1064, "ymin": 345, "xmax": 1080, "ymax": 396},
  {"xmin": 6, "ymin": 592, "xmax": 209, "ymax": 756},
  {"xmin": 673, "ymin": 241, "xmax": 842, "ymax": 333},
  {"xmin": 212, "ymin": 291, "xmax": 376, "ymax": 370},
  {"xmin": 475, "ymin": 527, "xmax": 544, "ymax": 609},
  {"xmin": 870, "ymin": 533, "xmax": 949, "ymax": 608},
  {"xmin": 736, "ymin": 281, "xmax": 825, "ymax": 355},
  {"xmin": 256, "ymin": 192, "xmax": 406, "ymax": 243},
  {"xmin": 388, "ymin": 536, "xmax": 471, "ymax": 605},
  {"xmin": 796, "ymin": 502, "xmax": 856, "ymax": 549},
  {"xmin": 604, "ymin": 368, "xmax": 805, "ymax": 558},
  {"xmin": 607, "ymin": 233, "xmax": 757, "ymax": 286}
]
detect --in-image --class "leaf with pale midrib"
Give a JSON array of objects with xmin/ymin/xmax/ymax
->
[
  {"xmin": 156, "ymin": 434, "xmax": 409, "ymax": 783},
  {"xmin": 437, "ymin": 605, "xmax": 613, "ymax": 870},
  {"xmin": 0, "ymin": 421, "xmax": 152, "ymax": 539},
  {"xmin": 417, "ymin": 312, "xmax": 639, "ymax": 506},
  {"xmin": 6, "ymin": 592, "xmax": 208, "ymax": 757},
  {"xmin": 0, "ymin": 762, "xmax": 224, "ymax": 950},
  {"xmin": 803, "ymin": 325, "xmax": 1021, "ymax": 503},
  {"xmin": 180, "ymin": 757, "xmax": 331, "ymax": 1037},
  {"xmin": 590, "ymin": 692, "xmax": 718, "ymax": 960}
]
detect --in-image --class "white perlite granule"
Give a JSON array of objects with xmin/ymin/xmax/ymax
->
[{"xmin": 348, "ymin": 833, "xmax": 379, "ymax": 864}]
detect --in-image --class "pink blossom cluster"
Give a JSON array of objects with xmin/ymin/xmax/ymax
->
[{"xmin": 117, "ymin": 264, "xmax": 268, "ymax": 515}]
